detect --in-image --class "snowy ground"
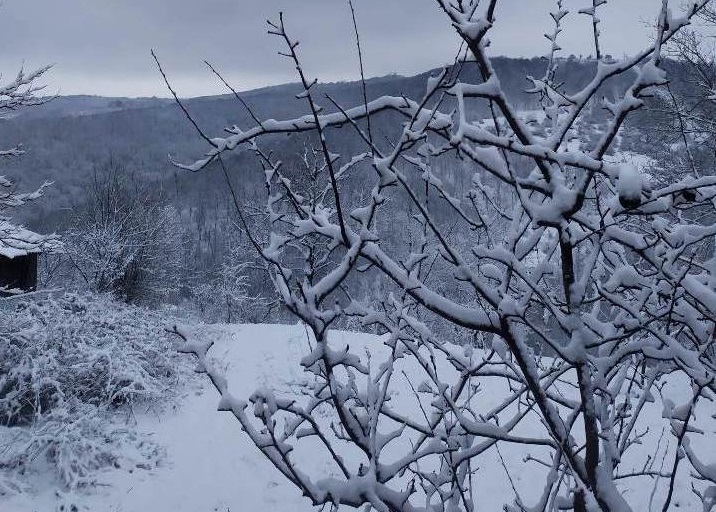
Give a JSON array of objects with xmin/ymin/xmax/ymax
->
[{"xmin": 3, "ymin": 323, "xmax": 712, "ymax": 511}]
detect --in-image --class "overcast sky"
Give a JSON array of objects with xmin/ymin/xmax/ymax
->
[{"xmin": 0, "ymin": 0, "xmax": 688, "ymax": 98}]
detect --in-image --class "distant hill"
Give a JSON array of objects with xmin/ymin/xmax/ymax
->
[
  {"xmin": 7, "ymin": 95, "xmax": 176, "ymax": 121},
  {"xmin": 0, "ymin": 56, "xmax": 666, "ymax": 229}
]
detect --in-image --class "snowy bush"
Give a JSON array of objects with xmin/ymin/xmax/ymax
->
[
  {"xmin": 63, "ymin": 167, "xmax": 183, "ymax": 304},
  {"xmin": 191, "ymin": 244, "xmax": 275, "ymax": 323},
  {"xmin": 0, "ymin": 293, "xmax": 181, "ymax": 490}
]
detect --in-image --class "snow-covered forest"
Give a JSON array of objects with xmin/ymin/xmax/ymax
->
[{"xmin": 2, "ymin": 1, "xmax": 716, "ymax": 511}]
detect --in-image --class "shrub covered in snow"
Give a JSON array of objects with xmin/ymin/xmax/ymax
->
[
  {"xmin": 0, "ymin": 293, "xmax": 182, "ymax": 490},
  {"xmin": 191, "ymin": 245, "xmax": 276, "ymax": 324}
]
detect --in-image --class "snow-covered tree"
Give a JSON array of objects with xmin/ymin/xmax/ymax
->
[
  {"xmin": 175, "ymin": 2, "xmax": 716, "ymax": 511},
  {"xmin": 191, "ymin": 242, "xmax": 273, "ymax": 323},
  {"xmin": 0, "ymin": 65, "xmax": 59, "ymax": 270},
  {"xmin": 64, "ymin": 164, "xmax": 182, "ymax": 303}
]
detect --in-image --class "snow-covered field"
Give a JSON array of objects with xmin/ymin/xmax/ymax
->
[{"xmin": 3, "ymin": 323, "xmax": 712, "ymax": 511}]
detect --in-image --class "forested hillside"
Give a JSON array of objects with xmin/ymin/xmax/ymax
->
[{"xmin": 3, "ymin": 56, "xmax": 637, "ymax": 223}]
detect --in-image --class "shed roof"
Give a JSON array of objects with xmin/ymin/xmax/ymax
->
[{"xmin": 0, "ymin": 219, "xmax": 61, "ymax": 259}]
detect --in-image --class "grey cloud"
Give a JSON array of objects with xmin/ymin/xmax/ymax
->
[{"xmin": 0, "ymin": 0, "xmax": 675, "ymax": 97}]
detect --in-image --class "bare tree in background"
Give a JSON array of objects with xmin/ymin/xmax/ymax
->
[
  {"xmin": 647, "ymin": 2, "xmax": 716, "ymax": 180},
  {"xmin": 173, "ymin": 1, "xmax": 716, "ymax": 511},
  {"xmin": 65, "ymin": 163, "xmax": 182, "ymax": 303}
]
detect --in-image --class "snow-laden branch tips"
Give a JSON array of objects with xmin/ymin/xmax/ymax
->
[{"xmin": 171, "ymin": 1, "xmax": 716, "ymax": 511}]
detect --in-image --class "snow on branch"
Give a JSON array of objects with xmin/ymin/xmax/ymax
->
[{"xmin": 172, "ymin": 1, "xmax": 716, "ymax": 510}]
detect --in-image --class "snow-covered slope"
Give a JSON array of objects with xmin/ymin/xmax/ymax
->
[{"xmin": 4, "ymin": 323, "xmax": 712, "ymax": 511}]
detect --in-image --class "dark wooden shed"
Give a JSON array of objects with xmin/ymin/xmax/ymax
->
[
  {"xmin": 0, "ymin": 221, "xmax": 57, "ymax": 296},
  {"xmin": 0, "ymin": 252, "xmax": 38, "ymax": 294}
]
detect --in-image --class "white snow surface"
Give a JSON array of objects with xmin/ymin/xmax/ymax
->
[{"xmin": 3, "ymin": 323, "xmax": 713, "ymax": 511}]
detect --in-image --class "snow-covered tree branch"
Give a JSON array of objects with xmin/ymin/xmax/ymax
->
[
  {"xmin": 0, "ymin": 64, "xmax": 53, "ymax": 215},
  {"xmin": 175, "ymin": 2, "xmax": 716, "ymax": 511}
]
